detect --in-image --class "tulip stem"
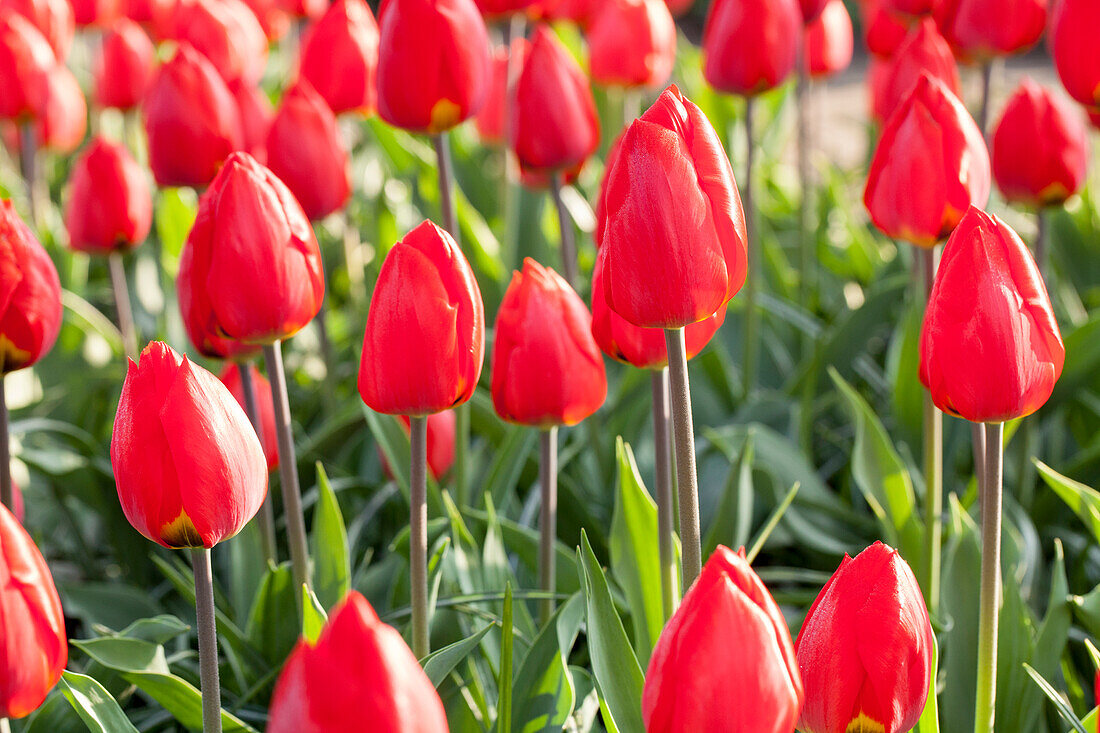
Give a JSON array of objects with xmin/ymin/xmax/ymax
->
[
  {"xmin": 742, "ymin": 96, "xmax": 759, "ymax": 399},
  {"xmin": 550, "ymin": 174, "xmax": 578, "ymax": 288},
  {"xmin": 1034, "ymin": 207, "xmax": 1048, "ymax": 280},
  {"xmin": 920, "ymin": 247, "xmax": 943, "ymax": 611},
  {"xmin": 972, "ymin": 422, "xmax": 986, "ymax": 504},
  {"xmin": 262, "ymin": 341, "xmax": 311, "ymax": 613},
  {"xmin": 190, "ymin": 547, "xmax": 222, "ymax": 733},
  {"xmin": 652, "ymin": 368, "xmax": 678, "ymax": 619},
  {"xmin": 664, "ymin": 328, "xmax": 702, "ymax": 586},
  {"xmin": 974, "ymin": 421, "xmax": 1004, "ymax": 733},
  {"xmin": 433, "ymin": 133, "xmax": 460, "ymax": 246},
  {"xmin": 238, "ymin": 363, "xmax": 277, "ymax": 565},
  {"xmin": 539, "ymin": 426, "xmax": 558, "ymax": 624},
  {"xmin": 797, "ymin": 62, "xmax": 813, "ymax": 349},
  {"xmin": 0, "ymin": 377, "xmax": 11, "ymax": 512},
  {"xmin": 409, "ymin": 415, "xmax": 430, "ymax": 657},
  {"xmin": 18, "ymin": 122, "xmax": 38, "ymax": 228},
  {"xmin": 978, "ymin": 61, "xmax": 994, "ymax": 138},
  {"xmin": 108, "ymin": 253, "xmax": 139, "ymax": 361}
]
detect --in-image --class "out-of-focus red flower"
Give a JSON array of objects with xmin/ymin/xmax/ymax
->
[
  {"xmin": 703, "ymin": 0, "xmax": 801, "ymax": 96},
  {"xmin": 796, "ymin": 542, "xmax": 933, "ymax": 733},
  {"xmin": 588, "ymin": 0, "xmax": 676, "ymax": 89},
  {"xmin": 474, "ymin": 38, "xmax": 528, "ymax": 144},
  {"xmin": 806, "ymin": 0, "xmax": 852, "ymax": 79},
  {"xmin": 228, "ymin": 77, "xmax": 272, "ymax": 163},
  {"xmin": 94, "ymin": 18, "xmax": 156, "ymax": 110},
  {"xmin": 71, "ymin": 0, "xmax": 121, "ymax": 26},
  {"xmin": 0, "ymin": 0, "xmax": 72, "ymax": 60},
  {"xmin": 161, "ymin": 0, "xmax": 267, "ymax": 84},
  {"xmin": 872, "ymin": 17, "xmax": 959, "ymax": 123},
  {"xmin": 0, "ymin": 200, "xmax": 61, "ymax": 375},
  {"xmin": 125, "ymin": 0, "xmax": 173, "ymax": 28},
  {"xmin": 1049, "ymin": 0, "xmax": 1100, "ymax": 110},
  {"xmin": 299, "ymin": 0, "xmax": 379, "ymax": 116},
  {"xmin": 65, "ymin": 136, "xmax": 152, "ymax": 253},
  {"xmin": 278, "ymin": 0, "xmax": 324, "ymax": 20},
  {"xmin": 864, "ymin": 73, "xmax": 988, "ymax": 247},
  {"xmin": 268, "ymin": 592, "xmax": 448, "ymax": 732},
  {"xmin": 799, "ymin": 0, "xmax": 829, "ymax": 22},
  {"xmin": 380, "ymin": 412, "xmax": 455, "ymax": 480},
  {"xmin": 933, "ymin": 0, "xmax": 1045, "ymax": 60},
  {"xmin": 473, "ymin": 0, "xmax": 536, "ymax": 19},
  {"xmin": 882, "ymin": 0, "xmax": 932, "ymax": 16},
  {"xmin": 219, "ymin": 361, "xmax": 279, "ymax": 469},
  {"xmin": 240, "ymin": 0, "xmax": 286, "ymax": 39},
  {"xmin": 643, "ymin": 545, "xmax": 803, "ymax": 732},
  {"xmin": 920, "ymin": 207, "xmax": 1063, "ymax": 423},
  {"xmin": 29, "ymin": 62, "xmax": 85, "ymax": 152},
  {"xmin": 861, "ymin": 0, "xmax": 912, "ymax": 57},
  {"xmin": 530, "ymin": 0, "xmax": 596, "ymax": 27},
  {"xmin": 0, "ymin": 9, "xmax": 55, "ymax": 121}
]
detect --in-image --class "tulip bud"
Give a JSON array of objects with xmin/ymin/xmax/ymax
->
[
  {"xmin": 864, "ymin": 73, "xmax": 989, "ymax": 248},
  {"xmin": 0, "ymin": 502, "xmax": 66, "ymax": 718},
  {"xmin": 933, "ymin": 0, "xmax": 1045, "ymax": 60},
  {"xmin": 872, "ymin": 18, "xmax": 959, "ymax": 124},
  {"xmin": 919, "ymin": 207, "xmax": 1063, "ymax": 422},
  {"xmin": 703, "ymin": 0, "xmax": 801, "ymax": 96},
  {"xmin": 228, "ymin": 77, "xmax": 272, "ymax": 163},
  {"xmin": 805, "ymin": 0, "xmax": 852, "ymax": 80},
  {"xmin": 513, "ymin": 25, "xmax": 599, "ymax": 177},
  {"xmin": 266, "ymin": 81, "xmax": 351, "ymax": 221},
  {"xmin": 598, "ymin": 86, "xmax": 747, "ymax": 329},
  {"xmin": 1049, "ymin": 0, "xmax": 1100, "ymax": 111},
  {"xmin": 31, "ymin": 62, "xmax": 85, "ymax": 153},
  {"xmin": 71, "ymin": 0, "xmax": 121, "ymax": 26},
  {"xmin": 861, "ymin": 0, "xmax": 911, "ymax": 58},
  {"xmin": 491, "ymin": 258, "xmax": 606, "ymax": 427},
  {"xmin": 643, "ymin": 545, "xmax": 803, "ymax": 732},
  {"xmin": 111, "ymin": 341, "xmax": 268, "ymax": 548},
  {"xmin": 0, "ymin": 9, "xmax": 55, "ymax": 121},
  {"xmin": 359, "ymin": 220, "xmax": 484, "ymax": 416},
  {"xmin": 219, "ymin": 362, "xmax": 278, "ymax": 469},
  {"xmin": 588, "ymin": 0, "xmax": 676, "ymax": 90},
  {"xmin": 299, "ymin": 0, "xmax": 378, "ymax": 116},
  {"xmin": 268, "ymin": 591, "xmax": 448, "ymax": 732},
  {"xmin": 796, "ymin": 542, "xmax": 933, "ymax": 733},
  {"xmin": 65, "ymin": 137, "xmax": 152, "ymax": 253},
  {"xmin": 474, "ymin": 39, "xmax": 528, "ymax": 145},
  {"xmin": 161, "ymin": 0, "xmax": 267, "ymax": 84},
  {"xmin": 179, "ymin": 151, "xmax": 325, "ymax": 345},
  {"xmin": 992, "ymin": 79, "xmax": 1089, "ymax": 209},
  {"xmin": 0, "ymin": 0, "xmax": 73, "ymax": 61},
  {"xmin": 94, "ymin": 18, "xmax": 155, "ymax": 110},
  {"xmin": 143, "ymin": 43, "xmax": 243, "ymax": 188},
  {"xmin": 0, "ymin": 200, "xmax": 62, "ymax": 375},
  {"xmin": 376, "ymin": 0, "xmax": 491, "ymax": 135}
]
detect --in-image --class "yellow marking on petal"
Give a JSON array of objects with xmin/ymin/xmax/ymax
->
[
  {"xmin": 428, "ymin": 99, "xmax": 462, "ymax": 134},
  {"xmin": 847, "ymin": 712, "xmax": 887, "ymax": 733},
  {"xmin": 160, "ymin": 510, "xmax": 205, "ymax": 548},
  {"xmin": 0, "ymin": 334, "xmax": 32, "ymax": 374}
]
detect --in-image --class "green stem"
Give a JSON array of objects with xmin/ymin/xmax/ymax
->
[
  {"xmin": 0, "ymin": 376, "xmax": 10, "ymax": 512},
  {"xmin": 972, "ymin": 422, "xmax": 987, "ymax": 499},
  {"xmin": 664, "ymin": 328, "xmax": 702, "ymax": 586},
  {"xmin": 549, "ymin": 173, "xmax": 578, "ymax": 288},
  {"xmin": 19, "ymin": 122, "xmax": 38, "ymax": 228},
  {"xmin": 191, "ymin": 547, "xmax": 222, "ymax": 733},
  {"xmin": 921, "ymin": 247, "xmax": 943, "ymax": 611},
  {"xmin": 652, "ymin": 368, "xmax": 678, "ymax": 619},
  {"xmin": 433, "ymin": 132, "xmax": 460, "ymax": 247},
  {"xmin": 108, "ymin": 252, "xmax": 139, "ymax": 360},
  {"xmin": 742, "ymin": 95, "xmax": 759, "ymax": 399},
  {"xmin": 797, "ymin": 62, "xmax": 813, "ymax": 350},
  {"xmin": 539, "ymin": 426, "xmax": 558, "ymax": 623},
  {"xmin": 454, "ymin": 402, "xmax": 470, "ymax": 506},
  {"xmin": 974, "ymin": 421, "xmax": 1004, "ymax": 733},
  {"xmin": 409, "ymin": 415, "xmax": 430, "ymax": 657},
  {"xmin": 237, "ymin": 363, "xmax": 277, "ymax": 565}
]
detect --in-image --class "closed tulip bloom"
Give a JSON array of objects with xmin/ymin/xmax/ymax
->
[
  {"xmin": 229, "ymin": 77, "xmax": 272, "ymax": 163},
  {"xmin": 992, "ymin": 79, "xmax": 1088, "ymax": 208},
  {"xmin": 491, "ymin": 258, "xmax": 606, "ymax": 427},
  {"xmin": 0, "ymin": 10, "xmax": 54, "ymax": 121},
  {"xmin": 588, "ymin": 0, "xmax": 676, "ymax": 89},
  {"xmin": 299, "ymin": 0, "xmax": 379, "ymax": 116},
  {"xmin": 180, "ymin": 152, "xmax": 325, "ymax": 344},
  {"xmin": 0, "ymin": 0, "xmax": 72, "ymax": 61},
  {"xmin": 0, "ymin": 502, "xmax": 66, "ymax": 719},
  {"xmin": 268, "ymin": 592, "xmax": 448, "ymax": 733},
  {"xmin": 143, "ymin": 43, "xmax": 243, "ymax": 188},
  {"xmin": 806, "ymin": 0, "xmax": 852, "ymax": 79},
  {"xmin": 933, "ymin": 0, "xmax": 1045, "ymax": 60},
  {"xmin": 474, "ymin": 39, "xmax": 528, "ymax": 145},
  {"xmin": 94, "ymin": 19, "xmax": 155, "ymax": 110},
  {"xmin": 31, "ymin": 62, "xmax": 85, "ymax": 152},
  {"xmin": 219, "ymin": 362, "xmax": 279, "ymax": 469},
  {"xmin": 162, "ymin": 0, "xmax": 267, "ymax": 84},
  {"xmin": 643, "ymin": 545, "xmax": 803, "ymax": 732},
  {"xmin": 703, "ymin": 0, "xmax": 801, "ymax": 96},
  {"xmin": 920, "ymin": 207, "xmax": 1063, "ymax": 422},
  {"xmin": 598, "ymin": 86, "xmax": 748, "ymax": 329},
  {"xmin": 359, "ymin": 221, "xmax": 484, "ymax": 416},
  {"xmin": 872, "ymin": 18, "xmax": 959, "ymax": 123},
  {"xmin": 1049, "ymin": 0, "xmax": 1100, "ymax": 110},
  {"xmin": 473, "ymin": 0, "xmax": 536, "ymax": 18},
  {"xmin": 65, "ymin": 137, "xmax": 152, "ymax": 253},
  {"xmin": 796, "ymin": 542, "xmax": 933, "ymax": 733},
  {"xmin": 513, "ymin": 25, "xmax": 598, "ymax": 174},
  {"xmin": 376, "ymin": 0, "xmax": 491, "ymax": 134},
  {"xmin": 862, "ymin": 0, "xmax": 911, "ymax": 58},
  {"xmin": 111, "ymin": 341, "xmax": 267, "ymax": 548},
  {"xmin": 865, "ymin": 73, "xmax": 989, "ymax": 248},
  {"xmin": 266, "ymin": 81, "xmax": 351, "ymax": 221},
  {"xmin": 71, "ymin": 0, "xmax": 121, "ymax": 26},
  {"xmin": 0, "ymin": 201, "xmax": 61, "ymax": 375}
]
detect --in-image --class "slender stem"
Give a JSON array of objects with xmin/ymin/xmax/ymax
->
[
  {"xmin": 797, "ymin": 62, "xmax": 813, "ymax": 346},
  {"xmin": 974, "ymin": 421, "xmax": 1004, "ymax": 733},
  {"xmin": 549, "ymin": 174, "xmax": 578, "ymax": 288},
  {"xmin": 652, "ymin": 368, "xmax": 678, "ymax": 619},
  {"xmin": 978, "ymin": 61, "xmax": 994, "ymax": 138},
  {"xmin": 539, "ymin": 426, "xmax": 558, "ymax": 623},
  {"xmin": 108, "ymin": 252, "xmax": 139, "ymax": 360},
  {"xmin": 433, "ymin": 132, "xmax": 460, "ymax": 247},
  {"xmin": 262, "ymin": 342, "xmax": 311, "ymax": 613},
  {"xmin": 18, "ymin": 122, "xmax": 37, "ymax": 226},
  {"xmin": 971, "ymin": 422, "xmax": 987, "ymax": 507},
  {"xmin": 920, "ymin": 247, "xmax": 943, "ymax": 611},
  {"xmin": 0, "ymin": 377, "xmax": 10, "ymax": 511},
  {"xmin": 742, "ymin": 96, "xmax": 759, "ymax": 398},
  {"xmin": 664, "ymin": 328, "xmax": 702, "ymax": 586},
  {"xmin": 502, "ymin": 15, "xmax": 524, "ymax": 273},
  {"xmin": 1034, "ymin": 207, "xmax": 1047, "ymax": 280},
  {"xmin": 237, "ymin": 363, "xmax": 277, "ymax": 565},
  {"xmin": 191, "ymin": 548, "xmax": 222, "ymax": 733},
  {"xmin": 409, "ymin": 415, "xmax": 430, "ymax": 657}
]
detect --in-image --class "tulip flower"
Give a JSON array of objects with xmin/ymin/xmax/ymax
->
[
  {"xmin": 299, "ymin": 0, "xmax": 379, "ymax": 116},
  {"xmin": 65, "ymin": 136, "xmax": 152, "ymax": 254},
  {"xmin": 933, "ymin": 0, "xmax": 1045, "ymax": 61},
  {"xmin": 872, "ymin": 18, "xmax": 959, "ymax": 124},
  {"xmin": 268, "ymin": 592, "xmax": 448, "ymax": 732},
  {"xmin": 241, "ymin": 0, "xmax": 286, "ymax": 39},
  {"xmin": 0, "ymin": 501, "xmax": 66, "ymax": 719},
  {"xmin": 530, "ymin": 0, "xmax": 596, "ymax": 27},
  {"xmin": 865, "ymin": 73, "xmax": 989, "ymax": 248},
  {"xmin": 862, "ymin": 0, "xmax": 911, "ymax": 58},
  {"xmin": 799, "ymin": 0, "xmax": 828, "ymax": 22},
  {"xmin": 26, "ymin": 61, "xmax": 84, "ymax": 153},
  {"xmin": 161, "ymin": 0, "xmax": 267, "ymax": 84},
  {"xmin": 266, "ymin": 82, "xmax": 351, "ymax": 222},
  {"xmin": 94, "ymin": 18, "xmax": 155, "ymax": 110},
  {"xmin": 0, "ymin": 8, "xmax": 54, "ymax": 200},
  {"xmin": 587, "ymin": 0, "xmax": 676, "ymax": 90},
  {"xmin": 143, "ymin": 42, "xmax": 243, "ymax": 188},
  {"xmin": 805, "ymin": 0, "xmax": 853, "ymax": 80},
  {"xmin": 882, "ymin": 0, "xmax": 932, "ymax": 16},
  {"xmin": 796, "ymin": 542, "xmax": 934, "ymax": 733},
  {"xmin": 0, "ymin": 199, "xmax": 62, "ymax": 378},
  {"xmin": 643, "ymin": 545, "xmax": 803, "ymax": 732},
  {"xmin": 702, "ymin": 0, "xmax": 801, "ymax": 97},
  {"xmin": 71, "ymin": 0, "xmax": 120, "ymax": 26},
  {"xmin": 1049, "ymin": 0, "xmax": 1100, "ymax": 112},
  {"xmin": 473, "ymin": 0, "xmax": 536, "ymax": 18},
  {"xmin": 279, "ymin": 0, "xmax": 325, "ymax": 21},
  {"xmin": 474, "ymin": 38, "xmax": 528, "ymax": 145},
  {"xmin": 124, "ymin": 0, "xmax": 170, "ymax": 25},
  {"xmin": 0, "ymin": 0, "xmax": 72, "ymax": 61},
  {"xmin": 229, "ymin": 77, "xmax": 272, "ymax": 163}
]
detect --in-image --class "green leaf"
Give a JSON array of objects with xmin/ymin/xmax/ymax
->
[
  {"xmin": 59, "ymin": 671, "xmax": 139, "ymax": 733},
  {"xmin": 1036, "ymin": 461, "xmax": 1100, "ymax": 546},
  {"xmin": 1024, "ymin": 664, "xmax": 1088, "ymax": 733},
  {"xmin": 245, "ymin": 561, "xmax": 300, "ymax": 665},
  {"xmin": 108, "ymin": 615, "xmax": 190, "ymax": 645},
  {"xmin": 421, "ymin": 624, "xmax": 494, "ymax": 687},
  {"xmin": 915, "ymin": 634, "xmax": 940, "ymax": 733},
  {"xmin": 511, "ymin": 594, "xmax": 584, "ymax": 733},
  {"xmin": 746, "ymin": 482, "xmax": 800, "ymax": 563},
  {"xmin": 302, "ymin": 585, "xmax": 328, "ymax": 644},
  {"xmin": 311, "ymin": 463, "xmax": 351, "ymax": 611},
  {"xmin": 497, "ymin": 583, "xmax": 514, "ymax": 733},
  {"xmin": 939, "ymin": 496, "xmax": 982, "ymax": 732}
]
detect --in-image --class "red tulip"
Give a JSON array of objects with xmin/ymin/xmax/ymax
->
[
  {"xmin": 0, "ymin": 200, "xmax": 61, "ymax": 375},
  {"xmin": 268, "ymin": 591, "xmax": 448, "ymax": 733},
  {"xmin": 229, "ymin": 77, "xmax": 272, "ymax": 163},
  {"xmin": 933, "ymin": 0, "xmax": 1045, "ymax": 60},
  {"xmin": 111, "ymin": 341, "xmax": 267, "ymax": 548},
  {"xmin": 0, "ymin": 9, "xmax": 55, "ymax": 121},
  {"xmin": 72, "ymin": 0, "xmax": 121, "ymax": 25},
  {"xmin": 1049, "ymin": 0, "xmax": 1100, "ymax": 110},
  {"xmin": 872, "ymin": 18, "xmax": 959, "ymax": 123},
  {"xmin": 0, "ymin": 0, "xmax": 72, "ymax": 60},
  {"xmin": 597, "ymin": 86, "xmax": 747, "ymax": 329},
  {"xmin": 530, "ymin": 0, "xmax": 596, "ymax": 26},
  {"xmin": 30, "ymin": 62, "xmax": 85, "ymax": 152},
  {"xmin": 298, "ymin": 0, "xmax": 379, "ymax": 116},
  {"xmin": 513, "ymin": 25, "xmax": 598, "ymax": 176},
  {"xmin": 491, "ymin": 258, "xmax": 606, "ymax": 427},
  {"xmin": 474, "ymin": 39, "xmax": 528, "ymax": 145},
  {"xmin": 179, "ymin": 151, "xmax": 325, "ymax": 345},
  {"xmin": 219, "ymin": 362, "xmax": 279, "ymax": 469},
  {"xmin": 359, "ymin": 221, "xmax": 484, "ymax": 416},
  {"xmin": 161, "ymin": 0, "xmax": 267, "ymax": 84},
  {"xmin": 643, "ymin": 545, "xmax": 803, "ymax": 732},
  {"xmin": 796, "ymin": 542, "xmax": 933, "ymax": 733},
  {"xmin": 266, "ymin": 81, "xmax": 351, "ymax": 221},
  {"xmin": 864, "ymin": 73, "xmax": 989, "ymax": 248},
  {"xmin": 703, "ymin": 0, "xmax": 801, "ymax": 96},
  {"xmin": 920, "ymin": 207, "xmax": 1063, "ymax": 422},
  {"xmin": 279, "ymin": 0, "xmax": 325, "ymax": 20},
  {"xmin": 380, "ymin": 412, "xmax": 455, "ymax": 479},
  {"xmin": 862, "ymin": 0, "xmax": 911, "ymax": 57},
  {"xmin": 882, "ymin": 0, "xmax": 933, "ymax": 16},
  {"xmin": 992, "ymin": 79, "xmax": 1089, "ymax": 208},
  {"xmin": 143, "ymin": 42, "xmax": 243, "ymax": 188},
  {"xmin": 65, "ymin": 136, "xmax": 152, "ymax": 253},
  {"xmin": 124, "ymin": 0, "xmax": 173, "ymax": 26},
  {"xmin": 94, "ymin": 18, "xmax": 156, "ymax": 110},
  {"xmin": 473, "ymin": 0, "xmax": 536, "ymax": 19},
  {"xmin": 0, "ymin": 501, "xmax": 66, "ymax": 719},
  {"xmin": 588, "ymin": 0, "xmax": 676, "ymax": 89},
  {"xmin": 805, "ymin": 0, "xmax": 853, "ymax": 80},
  {"xmin": 240, "ymin": 0, "xmax": 286, "ymax": 39},
  {"xmin": 376, "ymin": 0, "xmax": 491, "ymax": 134},
  {"xmin": 799, "ymin": 0, "xmax": 829, "ymax": 22}
]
